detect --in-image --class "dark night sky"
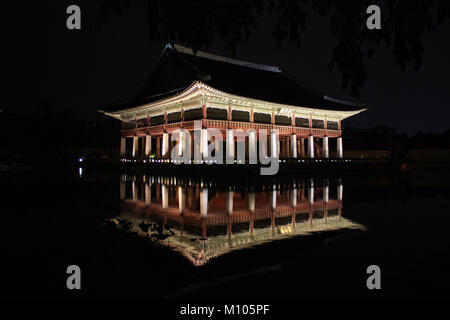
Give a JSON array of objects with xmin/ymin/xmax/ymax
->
[{"xmin": 2, "ymin": 1, "xmax": 450, "ymax": 135}]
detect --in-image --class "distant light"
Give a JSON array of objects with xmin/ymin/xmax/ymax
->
[
  {"xmin": 78, "ymin": 157, "xmax": 83, "ymax": 163},
  {"xmin": 78, "ymin": 167, "xmax": 83, "ymax": 177}
]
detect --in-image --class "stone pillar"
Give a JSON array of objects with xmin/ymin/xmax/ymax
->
[
  {"xmin": 226, "ymin": 130, "xmax": 234, "ymax": 162},
  {"xmin": 178, "ymin": 130, "xmax": 184, "ymax": 157},
  {"xmin": 271, "ymin": 131, "xmax": 278, "ymax": 158},
  {"xmin": 162, "ymin": 132, "xmax": 169, "ymax": 158},
  {"xmin": 337, "ymin": 136, "xmax": 343, "ymax": 158},
  {"xmin": 132, "ymin": 136, "xmax": 138, "ymax": 158},
  {"xmin": 201, "ymin": 128, "xmax": 208, "ymax": 159},
  {"xmin": 291, "ymin": 134, "xmax": 297, "ymax": 158},
  {"xmin": 248, "ymin": 130, "xmax": 257, "ymax": 164},
  {"xmin": 323, "ymin": 136, "xmax": 329, "ymax": 158},
  {"xmin": 120, "ymin": 137, "xmax": 126, "ymax": 158},
  {"xmin": 145, "ymin": 135, "xmax": 151, "ymax": 158},
  {"xmin": 200, "ymin": 188, "xmax": 208, "ymax": 217},
  {"xmin": 307, "ymin": 135, "xmax": 314, "ymax": 158}
]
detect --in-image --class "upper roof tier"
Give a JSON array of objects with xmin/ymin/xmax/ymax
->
[{"xmin": 100, "ymin": 43, "xmax": 366, "ymax": 116}]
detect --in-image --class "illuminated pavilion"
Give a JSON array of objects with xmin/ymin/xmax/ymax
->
[{"xmin": 99, "ymin": 43, "xmax": 366, "ymax": 162}]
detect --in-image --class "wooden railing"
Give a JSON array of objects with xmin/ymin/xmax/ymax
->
[{"xmin": 121, "ymin": 119, "xmax": 341, "ymax": 138}]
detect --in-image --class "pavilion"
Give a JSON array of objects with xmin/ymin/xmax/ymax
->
[{"xmin": 99, "ymin": 43, "xmax": 366, "ymax": 162}]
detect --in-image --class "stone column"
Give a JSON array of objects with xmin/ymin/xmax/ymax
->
[
  {"xmin": 178, "ymin": 130, "xmax": 184, "ymax": 157},
  {"xmin": 271, "ymin": 131, "xmax": 278, "ymax": 158},
  {"xmin": 226, "ymin": 130, "xmax": 234, "ymax": 163},
  {"xmin": 291, "ymin": 134, "xmax": 297, "ymax": 158},
  {"xmin": 145, "ymin": 135, "xmax": 152, "ymax": 158},
  {"xmin": 162, "ymin": 132, "xmax": 169, "ymax": 158},
  {"xmin": 307, "ymin": 135, "xmax": 314, "ymax": 158},
  {"xmin": 201, "ymin": 128, "xmax": 208, "ymax": 159},
  {"xmin": 248, "ymin": 130, "xmax": 257, "ymax": 164},
  {"xmin": 132, "ymin": 136, "xmax": 138, "ymax": 158},
  {"xmin": 337, "ymin": 136, "xmax": 343, "ymax": 158},
  {"xmin": 323, "ymin": 136, "xmax": 329, "ymax": 158},
  {"xmin": 120, "ymin": 137, "xmax": 126, "ymax": 158}
]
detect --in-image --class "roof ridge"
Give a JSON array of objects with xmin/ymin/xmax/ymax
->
[{"xmin": 171, "ymin": 43, "xmax": 282, "ymax": 73}]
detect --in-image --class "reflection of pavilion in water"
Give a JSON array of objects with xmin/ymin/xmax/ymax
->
[{"xmin": 108, "ymin": 176, "xmax": 364, "ymax": 266}]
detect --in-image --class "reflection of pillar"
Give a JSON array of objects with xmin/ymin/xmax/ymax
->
[
  {"xmin": 338, "ymin": 181, "xmax": 343, "ymax": 219},
  {"xmin": 120, "ymin": 179, "xmax": 126, "ymax": 200},
  {"xmin": 248, "ymin": 191, "xmax": 255, "ymax": 212},
  {"xmin": 161, "ymin": 184, "xmax": 168, "ymax": 209},
  {"xmin": 324, "ymin": 185, "xmax": 329, "ymax": 222},
  {"xmin": 250, "ymin": 212, "xmax": 254, "ymax": 236},
  {"xmin": 323, "ymin": 136, "xmax": 329, "ymax": 158},
  {"xmin": 132, "ymin": 178, "xmax": 137, "ymax": 201},
  {"xmin": 178, "ymin": 186, "xmax": 185, "ymax": 213},
  {"xmin": 271, "ymin": 186, "xmax": 277, "ymax": 209},
  {"xmin": 180, "ymin": 214, "xmax": 184, "ymax": 237},
  {"xmin": 337, "ymin": 136, "xmax": 343, "ymax": 158},
  {"xmin": 308, "ymin": 135, "xmax": 314, "ymax": 158},
  {"xmin": 308, "ymin": 180, "xmax": 314, "ymax": 224},
  {"xmin": 200, "ymin": 188, "xmax": 208, "ymax": 217},
  {"xmin": 226, "ymin": 190, "xmax": 234, "ymax": 215},
  {"xmin": 162, "ymin": 132, "xmax": 169, "ymax": 157},
  {"xmin": 120, "ymin": 137, "xmax": 126, "ymax": 157},
  {"xmin": 227, "ymin": 215, "xmax": 232, "ymax": 238},
  {"xmin": 132, "ymin": 136, "xmax": 138, "ymax": 158},
  {"xmin": 291, "ymin": 188, "xmax": 297, "ymax": 207},
  {"xmin": 145, "ymin": 182, "xmax": 151, "ymax": 204},
  {"xmin": 145, "ymin": 135, "xmax": 152, "ymax": 157},
  {"xmin": 291, "ymin": 134, "xmax": 297, "ymax": 158}
]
